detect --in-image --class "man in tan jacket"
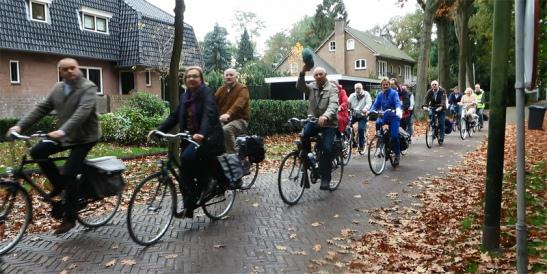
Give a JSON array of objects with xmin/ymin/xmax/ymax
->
[
  {"xmin": 7, "ymin": 58, "xmax": 99, "ymax": 234},
  {"xmin": 214, "ymin": 68, "xmax": 250, "ymax": 154}
]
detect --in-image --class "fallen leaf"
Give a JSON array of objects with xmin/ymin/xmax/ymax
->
[
  {"xmin": 333, "ymin": 214, "xmax": 340, "ymax": 218},
  {"xmin": 353, "ymin": 194, "xmax": 362, "ymax": 198},
  {"xmin": 68, "ymin": 264, "xmax": 77, "ymax": 270},
  {"xmin": 60, "ymin": 271, "xmax": 68, "ymax": 274},
  {"xmin": 289, "ymin": 233, "xmax": 297, "ymax": 239},
  {"xmin": 312, "ymin": 244, "xmax": 321, "ymax": 252},
  {"xmin": 105, "ymin": 259, "xmax": 116, "ymax": 267},
  {"xmin": 311, "ymin": 222, "xmax": 322, "ymax": 227},
  {"xmin": 61, "ymin": 256, "xmax": 70, "ymax": 262},
  {"xmin": 252, "ymin": 203, "xmax": 259, "ymax": 207},
  {"xmin": 165, "ymin": 254, "xmax": 178, "ymax": 259},
  {"xmin": 275, "ymin": 245, "xmax": 287, "ymax": 251},
  {"xmin": 120, "ymin": 259, "xmax": 136, "ymax": 266},
  {"xmin": 290, "ymin": 250, "xmax": 307, "ymax": 255},
  {"xmin": 213, "ymin": 244, "xmax": 225, "ymax": 248}
]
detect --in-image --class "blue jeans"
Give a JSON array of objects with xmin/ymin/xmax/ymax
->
[
  {"xmin": 476, "ymin": 108, "xmax": 484, "ymax": 126},
  {"xmin": 351, "ymin": 118, "xmax": 367, "ymax": 148},
  {"xmin": 375, "ymin": 116, "xmax": 400, "ymax": 156},
  {"xmin": 429, "ymin": 109, "xmax": 445, "ymax": 140},
  {"xmin": 302, "ymin": 123, "xmax": 336, "ymax": 181},
  {"xmin": 407, "ymin": 113, "xmax": 414, "ymax": 137}
]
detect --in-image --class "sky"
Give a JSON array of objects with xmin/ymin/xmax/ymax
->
[{"xmin": 148, "ymin": 0, "xmax": 419, "ymax": 55}]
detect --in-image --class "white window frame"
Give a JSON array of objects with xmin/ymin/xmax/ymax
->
[
  {"xmin": 346, "ymin": 39, "xmax": 355, "ymax": 50},
  {"xmin": 59, "ymin": 66, "xmax": 103, "ymax": 95},
  {"xmin": 79, "ymin": 7, "xmax": 112, "ymax": 34},
  {"xmin": 289, "ymin": 63, "xmax": 297, "ymax": 74},
  {"xmin": 10, "ymin": 60, "xmax": 20, "ymax": 84},
  {"xmin": 354, "ymin": 59, "xmax": 367, "ymax": 70},
  {"xmin": 404, "ymin": 65, "xmax": 412, "ymax": 84},
  {"xmin": 399, "ymin": 66, "xmax": 402, "ymax": 76},
  {"xmin": 145, "ymin": 70, "xmax": 152, "ymax": 86},
  {"xmin": 29, "ymin": 0, "xmax": 52, "ymax": 23},
  {"xmin": 378, "ymin": 61, "xmax": 387, "ymax": 78},
  {"xmin": 329, "ymin": 41, "xmax": 336, "ymax": 52}
]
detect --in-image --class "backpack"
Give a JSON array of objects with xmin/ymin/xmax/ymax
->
[
  {"xmin": 238, "ymin": 135, "xmax": 265, "ymax": 163},
  {"xmin": 444, "ymin": 118, "xmax": 453, "ymax": 134},
  {"xmin": 217, "ymin": 153, "xmax": 244, "ymax": 189},
  {"xmin": 81, "ymin": 157, "xmax": 125, "ymax": 199}
]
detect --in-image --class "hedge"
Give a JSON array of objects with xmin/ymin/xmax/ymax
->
[
  {"xmin": 247, "ymin": 100, "xmax": 308, "ymax": 136},
  {"xmin": 0, "ymin": 116, "xmax": 58, "ymax": 142}
]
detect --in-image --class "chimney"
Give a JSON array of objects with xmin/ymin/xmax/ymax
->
[{"xmin": 334, "ymin": 19, "xmax": 346, "ymax": 75}]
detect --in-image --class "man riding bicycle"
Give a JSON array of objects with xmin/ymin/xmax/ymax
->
[
  {"xmin": 424, "ymin": 80, "xmax": 447, "ymax": 145},
  {"xmin": 6, "ymin": 58, "xmax": 99, "ymax": 234},
  {"xmin": 348, "ymin": 83, "xmax": 372, "ymax": 153},
  {"xmin": 448, "ymin": 86, "xmax": 463, "ymax": 119},
  {"xmin": 367, "ymin": 77, "xmax": 403, "ymax": 166},
  {"xmin": 296, "ymin": 65, "xmax": 339, "ymax": 190}
]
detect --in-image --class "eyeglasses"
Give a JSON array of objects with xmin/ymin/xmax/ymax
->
[{"xmin": 186, "ymin": 75, "xmax": 200, "ymax": 79}]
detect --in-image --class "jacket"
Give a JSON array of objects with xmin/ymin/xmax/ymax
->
[
  {"xmin": 16, "ymin": 77, "xmax": 99, "ymax": 146},
  {"xmin": 370, "ymin": 88, "xmax": 402, "ymax": 115},
  {"xmin": 158, "ymin": 84, "xmax": 225, "ymax": 157},
  {"xmin": 337, "ymin": 85, "xmax": 349, "ymax": 133},
  {"xmin": 425, "ymin": 87, "xmax": 447, "ymax": 110},
  {"xmin": 214, "ymin": 82, "xmax": 250, "ymax": 121},
  {"xmin": 296, "ymin": 74, "xmax": 339, "ymax": 128}
]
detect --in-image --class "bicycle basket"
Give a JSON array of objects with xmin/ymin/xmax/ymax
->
[{"xmin": 81, "ymin": 157, "xmax": 125, "ymax": 199}]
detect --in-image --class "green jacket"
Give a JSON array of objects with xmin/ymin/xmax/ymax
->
[
  {"xmin": 475, "ymin": 91, "xmax": 485, "ymax": 109},
  {"xmin": 17, "ymin": 77, "xmax": 100, "ymax": 146},
  {"xmin": 296, "ymin": 74, "xmax": 339, "ymax": 128}
]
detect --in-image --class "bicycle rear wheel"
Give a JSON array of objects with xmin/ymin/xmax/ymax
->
[
  {"xmin": 127, "ymin": 173, "xmax": 176, "ymax": 246},
  {"xmin": 202, "ymin": 180, "xmax": 236, "ymax": 220},
  {"xmin": 425, "ymin": 123, "xmax": 435, "ymax": 148},
  {"xmin": 0, "ymin": 181, "xmax": 31, "ymax": 256},
  {"xmin": 329, "ymin": 150, "xmax": 344, "ymax": 191},
  {"xmin": 368, "ymin": 136, "xmax": 386, "ymax": 175},
  {"xmin": 277, "ymin": 151, "xmax": 305, "ymax": 205},
  {"xmin": 77, "ymin": 190, "xmax": 122, "ymax": 227},
  {"xmin": 239, "ymin": 159, "xmax": 259, "ymax": 190}
]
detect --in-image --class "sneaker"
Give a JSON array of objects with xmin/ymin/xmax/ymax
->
[
  {"xmin": 320, "ymin": 179, "xmax": 330, "ymax": 190},
  {"xmin": 439, "ymin": 139, "xmax": 444, "ymax": 145},
  {"xmin": 392, "ymin": 156, "xmax": 400, "ymax": 166},
  {"xmin": 53, "ymin": 220, "xmax": 75, "ymax": 234}
]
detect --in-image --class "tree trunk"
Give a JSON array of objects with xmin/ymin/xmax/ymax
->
[
  {"xmin": 415, "ymin": 0, "xmax": 442, "ymax": 110},
  {"xmin": 482, "ymin": 0, "xmax": 511, "ymax": 252},
  {"xmin": 436, "ymin": 17, "xmax": 449, "ymax": 89},
  {"xmin": 168, "ymin": 0, "xmax": 185, "ymax": 156},
  {"xmin": 455, "ymin": 0, "xmax": 473, "ymax": 91},
  {"xmin": 466, "ymin": 50, "xmax": 474, "ymax": 87}
]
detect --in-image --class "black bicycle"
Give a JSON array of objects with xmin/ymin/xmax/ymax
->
[
  {"xmin": 277, "ymin": 116, "xmax": 344, "ymax": 205},
  {"xmin": 235, "ymin": 136, "xmax": 260, "ymax": 190},
  {"xmin": 423, "ymin": 106, "xmax": 443, "ymax": 148},
  {"xmin": 0, "ymin": 132, "xmax": 123, "ymax": 256},
  {"xmin": 126, "ymin": 131, "xmax": 236, "ymax": 246},
  {"xmin": 367, "ymin": 110, "xmax": 405, "ymax": 175}
]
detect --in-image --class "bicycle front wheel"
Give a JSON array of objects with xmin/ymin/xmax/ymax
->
[
  {"xmin": 77, "ymin": 190, "xmax": 122, "ymax": 228},
  {"xmin": 342, "ymin": 134, "xmax": 352, "ymax": 166},
  {"xmin": 240, "ymin": 160, "xmax": 259, "ymax": 190},
  {"xmin": 425, "ymin": 123, "xmax": 434, "ymax": 148},
  {"xmin": 277, "ymin": 151, "xmax": 305, "ymax": 205},
  {"xmin": 368, "ymin": 136, "xmax": 386, "ymax": 175},
  {"xmin": 202, "ymin": 179, "xmax": 236, "ymax": 220},
  {"xmin": 460, "ymin": 118, "xmax": 467, "ymax": 140},
  {"xmin": 329, "ymin": 151, "xmax": 344, "ymax": 191},
  {"xmin": 127, "ymin": 173, "xmax": 176, "ymax": 246},
  {"xmin": 0, "ymin": 181, "xmax": 31, "ymax": 256}
]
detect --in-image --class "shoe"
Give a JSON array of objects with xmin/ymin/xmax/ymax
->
[
  {"xmin": 47, "ymin": 188, "xmax": 63, "ymax": 199},
  {"xmin": 358, "ymin": 146, "xmax": 364, "ymax": 153},
  {"xmin": 184, "ymin": 208, "xmax": 194, "ymax": 218},
  {"xmin": 392, "ymin": 156, "xmax": 400, "ymax": 166},
  {"xmin": 319, "ymin": 179, "xmax": 330, "ymax": 190},
  {"xmin": 439, "ymin": 139, "xmax": 444, "ymax": 145},
  {"xmin": 53, "ymin": 220, "xmax": 75, "ymax": 234}
]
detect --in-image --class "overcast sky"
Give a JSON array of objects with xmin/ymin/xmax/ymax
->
[{"xmin": 148, "ymin": 0, "xmax": 419, "ymax": 54}]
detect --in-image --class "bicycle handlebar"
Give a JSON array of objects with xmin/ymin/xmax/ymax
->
[
  {"xmin": 151, "ymin": 130, "xmax": 200, "ymax": 148},
  {"xmin": 8, "ymin": 131, "xmax": 50, "ymax": 140},
  {"xmin": 287, "ymin": 115, "xmax": 317, "ymax": 126}
]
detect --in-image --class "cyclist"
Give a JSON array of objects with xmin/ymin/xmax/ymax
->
[
  {"xmin": 448, "ymin": 86, "xmax": 463, "ymax": 119},
  {"xmin": 296, "ymin": 65, "xmax": 339, "ymax": 190},
  {"xmin": 151, "ymin": 66, "xmax": 225, "ymax": 218},
  {"xmin": 367, "ymin": 77, "xmax": 403, "ymax": 165},
  {"xmin": 390, "ymin": 78, "xmax": 411, "ymax": 133},
  {"xmin": 424, "ymin": 80, "xmax": 447, "ymax": 145},
  {"xmin": 6, "ymin": 58, "xmax": 99, "ymax": 234},
  {"xmin": 474, "ymin": 84, "xmax": 485, "ymax": 129},
  {"xmin": 330, "ymin": 80, "xmax": 349, "ymax": 137},
  {"xmin": 347, "ymin": 83, "xmax": 372, "ymax": 153},
  {"xmin": 214, "ymin": 68, "xmax": 250, "ymax": 154},
  {"xmin": 459, "ymin": 87, "xmax": 477, "ymax": 121}
]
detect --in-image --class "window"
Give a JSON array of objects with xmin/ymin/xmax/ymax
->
[
  {"xmin": 59, "ymin": 66, "xmax": 103, "ymax": 94},
  {"xmin": 145, "ymin": 70, "xmax": 152, "ymax": 86},
  {"xmin": 329, "ymin": 41, "xmax": 336, "ymax": 52},
  {"xmin": 289, "ymin": 63, "xmax": 297, "ymax": 74},
  {"xmin": 404, "ymin": 65, "xmax": 412, "ymax": 84},
  {"xmin": 79, "ymin": 7, "xmax": 112, "ymax": 34},
  {"xmin": 10, "ymin": 60, "xmax": 20, "ymax": 84},
  {"xmin": 399, "ymin": 66, "xmax": 402, "ymax": 76},
  {"xmin": 346, "ymin": 39, "xmax": 355, "ymax": 50},
  {"xmin": 354, "ymin": 59, "xmax": 367, "ymax": 70},
  {"xmin": 29, "ymin": 0, "xmax": 51, "ymax": 23},
  {"xmin": 378, "ymin": 61, "xmax": 387, "ymax": 77}
]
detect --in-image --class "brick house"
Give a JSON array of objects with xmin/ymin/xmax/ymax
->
[
  {"xmin": 267, "ymin": 19, "xmax": 415, "ymax": 99},
  {"xmin": 0, "ymin": 0, "xmax": 204, "ymax": 118}
]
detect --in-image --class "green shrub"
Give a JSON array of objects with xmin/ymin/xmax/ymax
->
[
  {"xmin": 126, "ymin": 92, "xmax": 168, "ymax": 118},
  {"xmin": 0, "ymin": 116, "xmax": 57, "ymax": 142},
  {"xmin": 248, "ymin": 100, "xmax": 308, "ymax": 136}
]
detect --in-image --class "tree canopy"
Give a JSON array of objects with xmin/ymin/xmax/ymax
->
[{"xmin": 202, "ymin": 23, "xmax": 231, "ymax": 72}]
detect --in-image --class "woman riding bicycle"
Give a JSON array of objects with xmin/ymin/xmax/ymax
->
[
  {"xmin": 367, "ymin": 77, "xmax": 403, "ymax": 166},
  {"xmin": 150, "ymin": 66, "xmax": 225, "ymax": 218},
  {"xmin": 459, "ymin": 87, "xmax": 478, "ymax": 121}
]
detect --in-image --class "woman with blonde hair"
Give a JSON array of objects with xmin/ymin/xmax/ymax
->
[{"xmin": 459, "ymin": 87, "xmax": 477, "ymax": 120}]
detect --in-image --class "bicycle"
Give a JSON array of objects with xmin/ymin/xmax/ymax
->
[
  {"xmin": 340, "ymin": 122, "xmax": 353, "ymax": 166},
  {"xmin": 367, "ymin": 110, "xmax": 405, "ymax": 175},
  {"xmin": 459, "ymin": 105, "xmax": 478, "ymax": 140},
  {"xmin": 235, "ymin": 135, "xmax": 261, "ymax": 190},
  {"xmin": 277, "ymin": 116, "xmax": 344, "ymax": 205},
  {"xmin": 423, "ymin": 106, "xmax": 443, "ymax": 148},
  {"xmin": 449, "ymin": 105, "xmax": 461, "ymax": 133},
  {"xmin": 126, "ymin": 130, "xmax": 236, "ymax": 246},
  {"xmin": 0, "ymin": 132, "xmax": 123, "ymax": 256}
]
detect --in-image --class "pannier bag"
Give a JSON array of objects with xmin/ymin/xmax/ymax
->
[
  {"xmin": 444, "ymin": 118, "xmax": 453, "ymax": 134},
  {"xmin": 237, "ymin": 135, "xmax": 265, "ymax": 163},
  {"xmin": 217, "ymin": 153, "xmax": 244, "ymax": 189},
  {"xmin": 398, "ymin": 127, "xmax": 411, "ymax": 151},
  {"xmin": 82, "ymin": 156, "xmax": 125, "ymax": 199}
]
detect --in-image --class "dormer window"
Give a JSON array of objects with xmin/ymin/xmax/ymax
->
[
  {"xmin": 329, "ymin": 41, "xmax": 336, "ymax": 52},
  {"xmin": 28, "ymin": 0, "xmax": 52, "ymax": 23},
  {"xmin": 346, "ymin": 39, "xmax": 355, "ymax": 50},
  {"xmin": 79, "ymin": 7, "xmax": 112, "ymax": 34}
]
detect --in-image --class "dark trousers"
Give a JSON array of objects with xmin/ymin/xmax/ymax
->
[
  {"xmin": 180, "ymin": 143, "xmax": 212, "ymax": 210},
  {"xmin": 30, "ymin": 140, "xmax": 96, "ymax": 221},
  {"xmin": 375, "ymin": 116, "xmax": 401, "ymax": 156},
  {"xmin": 351, "ymin": 118, "xmax": 367, "ymax": 148},
  {"xmin": 302, "ymin": 123, "xmax": 336, "ymax": 181}
]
